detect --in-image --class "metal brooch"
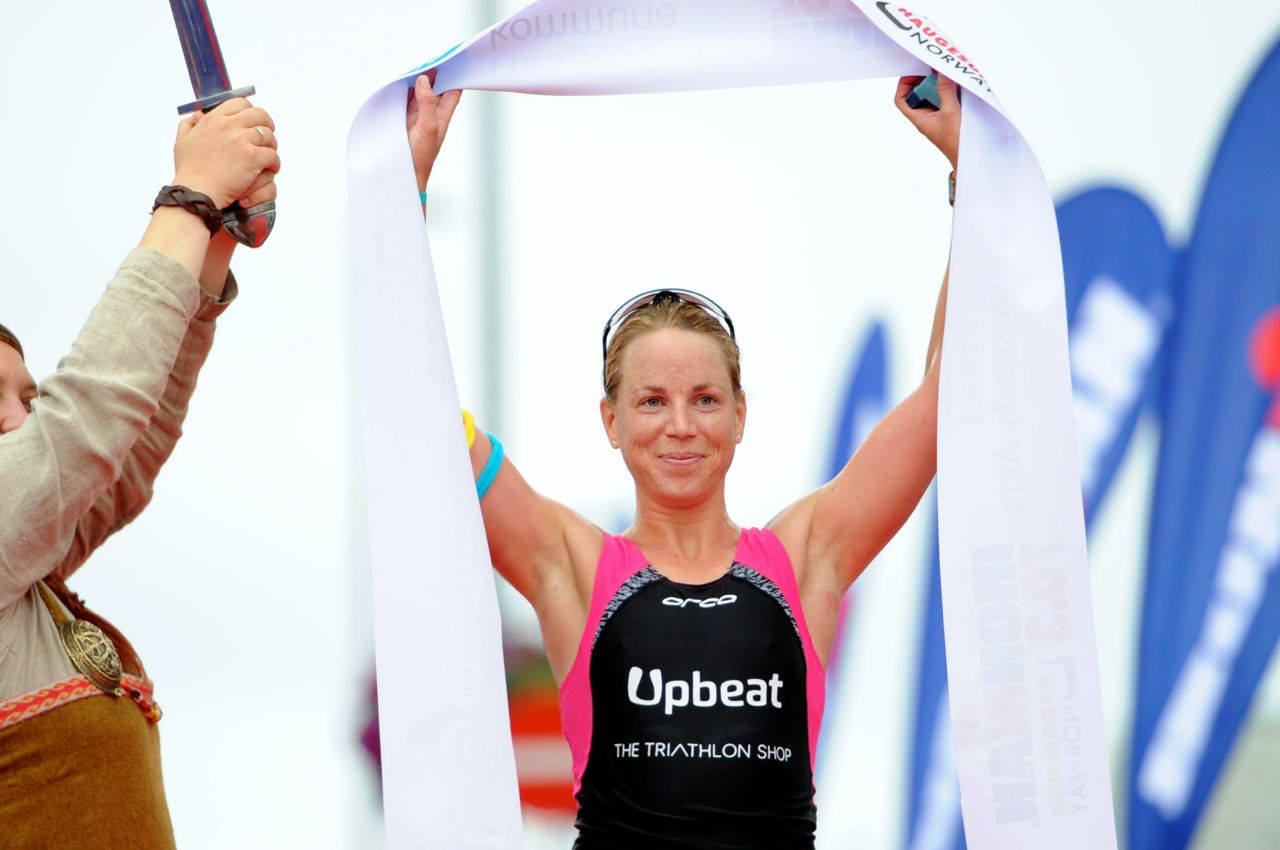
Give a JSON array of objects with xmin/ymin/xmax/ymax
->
[{"xmin": 57, "ymin": 618, "xmax": 124, "ymax": 695}]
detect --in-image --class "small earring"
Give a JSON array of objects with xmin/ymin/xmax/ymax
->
[{"xmin": 611, "ymin": 440, "xmax": 619, "ymax": 448}]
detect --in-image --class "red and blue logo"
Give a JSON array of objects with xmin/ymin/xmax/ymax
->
[{"xmin": 1248, "ymin": 308, "xmax": 1280, "ymax": 427}]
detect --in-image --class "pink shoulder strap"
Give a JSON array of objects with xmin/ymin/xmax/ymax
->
[
  {"xmin": 738, "ymin": 527, "xmax": 827, "ymax": 771},
  {"xmin": 558, "ymin": 533, "xmax": 647, "ymax": 792}
]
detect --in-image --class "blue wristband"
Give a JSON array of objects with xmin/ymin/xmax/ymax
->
[
  {"xmin": 476, "ymin": 432, "xmax": 504, "ymax": 500},
  {"xmin": 420, "ymin": 190, "xmax": 429, "ymax": 205}
]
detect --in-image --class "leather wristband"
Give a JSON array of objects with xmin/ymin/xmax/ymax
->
[{"xmin": 152, "ymin": 185, "xmax": 222, "ymax": 236}]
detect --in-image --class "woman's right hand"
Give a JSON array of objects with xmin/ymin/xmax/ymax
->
[
  {"xmin": 172, "ymin": 99, "xmax": 280, "ymax": 209},
  {"xmin": 407, "ymin": 74, "xmax": 462, "ymax": 194},
  {"xmin": 894, "ymin": 74, "xmax": 960, "ymax": 171}
]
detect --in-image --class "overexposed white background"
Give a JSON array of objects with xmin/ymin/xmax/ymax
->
[{"xmin": 1, "ymin": 1, "xmax": 1277, "ymax": 847}]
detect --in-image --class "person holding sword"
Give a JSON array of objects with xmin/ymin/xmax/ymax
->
[{"xmin": 0, "ymin": 98, "xmax": 278, "ymax": 848}]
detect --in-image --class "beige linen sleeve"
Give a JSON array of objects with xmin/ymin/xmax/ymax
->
[
  {"xmin": 52, "ymin": 272, "xmax": 237, "ymax": 580},
  {"xmin": 0, "ymin": 248, "xmax": 232, "ymax": 609}
]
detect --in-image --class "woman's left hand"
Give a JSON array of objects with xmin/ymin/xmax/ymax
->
[
  {"xmin": 408, "ymin": 74, "xmax": 462, "ymax": 194},
  {"xmin": 894, "ymin": 74, "xmax": 960, "ymax": 170}
]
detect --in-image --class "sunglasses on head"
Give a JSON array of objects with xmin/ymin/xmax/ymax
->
[{"xmin": 601, "ymin": 289, "xmax": 736, "ymax": 362}]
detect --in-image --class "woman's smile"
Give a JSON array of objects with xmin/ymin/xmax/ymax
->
[{"xmin": 660, "ymin": 451, "xmax": 704, "ymax": 467}]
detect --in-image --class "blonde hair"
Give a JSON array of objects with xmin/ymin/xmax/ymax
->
[{"xmin": 603, "ymin": 299, "xmax": 741, "ymax": 403}]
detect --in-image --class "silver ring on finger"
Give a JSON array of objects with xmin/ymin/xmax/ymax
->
[{"xmin": 254, "ymin": 126, "xmax": 267, "ymax": 145}]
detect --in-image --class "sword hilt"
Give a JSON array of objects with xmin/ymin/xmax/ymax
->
[
  {"xmin": 169, "ymin": 0, "xmax": 274, "ymax": 248},
  {"xmin": 177, "ymin": 85, "xmax": 256, "ymax": 117},
  {"xmin": 183, "ymin": 96, "xmax": 277, "ymax": 249}
]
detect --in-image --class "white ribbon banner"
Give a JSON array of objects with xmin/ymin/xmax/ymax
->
[{"xmin": 347, "ymin": 2, "xmax": 1118, "ymax": 848}]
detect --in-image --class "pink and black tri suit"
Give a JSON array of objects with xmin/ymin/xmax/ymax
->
[{"xmin": 559, "ymin": 528, "xmax": 827, "ymax": 848}]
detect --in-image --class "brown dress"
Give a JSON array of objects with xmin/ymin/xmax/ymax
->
[
  {"xmin": 0, "ymin": 674, "xmax": 173, "ymax": 848},
  {"xmin": 0, "ymin": 250, "xmax": 235, "ymax": 848}
]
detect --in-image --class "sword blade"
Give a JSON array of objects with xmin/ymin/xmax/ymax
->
[
  {"xmin": 168, "ymin": 0, "xmax": 254, "ymax": 114},
  {"xmin": 169, "ymin": 0, "xmax": 231, "ymax": 99}
]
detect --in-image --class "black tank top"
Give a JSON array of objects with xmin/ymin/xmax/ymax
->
[{"xmin": 567, "ymin": 531, "xmax": 822, "ymax": 849}]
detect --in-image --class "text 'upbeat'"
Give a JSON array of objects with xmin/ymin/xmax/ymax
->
[{"xmin": 627, "ymin": 667, "xmax": 784, "ymax": 715}]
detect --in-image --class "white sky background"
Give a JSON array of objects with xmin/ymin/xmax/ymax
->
[{"xmin": 0, "ymin": 1, "xmax": 1277, "ymax": 848}]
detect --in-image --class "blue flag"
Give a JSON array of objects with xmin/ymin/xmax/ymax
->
[
  {"xmin": 1059, "ymin": 190, "xmax": 1175, "ymax": 524},
  {"xmin": 1128, "ymin": 39, "xmax": 1280, "ymax": 850},
  {"xmin": 817, "ymin": 319, "xmax": 889, "ymax": 778},
  {"xmin": 904, "ymin": 188, "xmax": 1174, "ymax": 850},
  {"xmin": 825, "ymin": 319, "xmax": 889, "ymax": 483},
  {"xmin": 905, "ymin": 509, "xmax": 959, "ymax": 850}
]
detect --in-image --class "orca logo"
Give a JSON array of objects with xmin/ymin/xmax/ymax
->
[
  {"xmin": 875, "ymin": 2, "xmax": 913, "ymax": 30},
  {"xmin": 662, "ymin": 594, "xmax": 737, "ymax": 609}
]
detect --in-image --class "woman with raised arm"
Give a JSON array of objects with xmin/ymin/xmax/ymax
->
[
  {"xmin": 0, "ymin": 99, "xmax": 279, "ymax": 848},
  {"xmin": 409, "ymin": 72, "xmax": 957, "ymax": 848}
]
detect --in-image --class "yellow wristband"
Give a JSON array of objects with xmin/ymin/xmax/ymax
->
[{"xmin": 462, "ymin": 408, "xmax": 476, "ymax": 449}]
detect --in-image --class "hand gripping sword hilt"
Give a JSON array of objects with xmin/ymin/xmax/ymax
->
[
  {"xmin": 182, "ymin": 92, "xmax": 276, "ymax": 249},
  {"xmin": 167, "ymin": 0, "xmax": 273, "ymax": 248}
]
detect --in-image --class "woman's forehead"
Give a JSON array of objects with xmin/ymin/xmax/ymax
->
[
  {"xmin": 0, "ymin": 343, "xmax": 34, "ymax": 390},
  {"xmin": 624, "ymin": 327, "xmax": 725, "ymax": 360},
  {"xmin": 618, "ymin": 329, "xmax": 731, "ymax": 384}
]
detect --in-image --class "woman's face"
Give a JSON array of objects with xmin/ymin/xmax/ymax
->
[
  {"xmin": 601, "ymin": 328, "xmax": 745, "ymax": 508},
  {"xmin": 0, "ymin": 342, "xmax": 35, "ymax": 435}
]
